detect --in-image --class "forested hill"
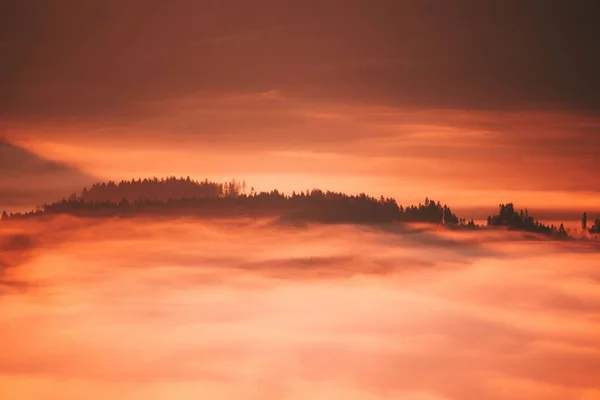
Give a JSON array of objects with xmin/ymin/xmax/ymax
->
[
  {"xmin": 1, "ymin": 177, "xmax": 465, "ymax": 225},
  {"xmin": 79, "ymin": 177, "xmax": 226, "ymax": 202},
  {"xmin": 2, "ymin": 177, "xmax": 598, "ymax": 238}
]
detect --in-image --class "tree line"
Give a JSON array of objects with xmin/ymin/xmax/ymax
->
[
  {"xmin": 1, "ymin": 177, "xmax": 463, "ymax": 225},
  {"xmin": 1, "ymin": 177, "xmax": 597, "ymax": 238},
  {"xmin": 487, "ymin": 203, "xmax": 568, "ymax": 237},
  {"xmin": 581, "ymin": 212, "xmax": 600, "ymax": 234}
]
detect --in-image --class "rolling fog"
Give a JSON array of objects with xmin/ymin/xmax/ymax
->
[{"xmin": 0, "ymin": 217, "xmax": 599, "ymax": 400}]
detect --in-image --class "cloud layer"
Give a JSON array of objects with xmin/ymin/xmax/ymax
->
[
  {"xmin": 0, "ymin": 217, "xmax": 599, "ymax": 399},
  {"xmin": 3, "ymin": 0, "xmax": 600, "ymax": 120}
]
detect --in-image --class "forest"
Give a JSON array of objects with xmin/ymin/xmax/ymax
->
[{"xmin": 2, "ymin": 177, "xmax": 598, "ymax": 238}]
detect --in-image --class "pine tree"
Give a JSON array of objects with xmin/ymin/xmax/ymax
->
[{"xmin": 558, "ymin": 223, "xmax": 567, "ymax": 237}]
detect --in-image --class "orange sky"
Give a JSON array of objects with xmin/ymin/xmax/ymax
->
[
  {"xmin": 3, "ymin": 105, "xmax": 599, "ymax": 217},
  {"xmin": 1, "ymin": 1, "xmax": 599, "ymax": 217}
]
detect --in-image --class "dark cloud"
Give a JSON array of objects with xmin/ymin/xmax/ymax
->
[
  {"xmin": 0, "ymin": 233, "xmax": 38, "ymax": 279},
  {"xmin": 366, "ymin": 223, "xmax": 499, "ymax": 259},
  {"xmin": 0, "ymin": 233, "xmax": 37, "ymax": 252},
  {"xmin": 0, "ymin": 140, "xmax": 96, "ymax": 210},
  {"xmin": 2, "ymin": 0, "xmax": 600, "ymax": 127},
  {"xmin": 1, "ymin": 140, "xmax": 70, "ymax": 173}
]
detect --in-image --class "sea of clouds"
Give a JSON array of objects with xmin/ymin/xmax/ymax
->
[{"xmin": 0, "ymin": 216, "xmax": 599, "ymax": 399}]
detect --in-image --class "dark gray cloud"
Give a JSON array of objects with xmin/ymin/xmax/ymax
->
[
  {"xmin": 0, "ymin": 233, "xmax": 37, "ymax": 252},
  {"xmin": 0, "ymin": 140, "xmax": 96, "ymax": 210},
  {"xmin": 0, "ymin": 232, "xmax": 38, "ymax": 278},
  {"xmin": 2, "ymin": 0, "xmax": 600, "ymax": 127},
  {"xmin": 1, "ymin": 139, "xmax": 79, "ymax": 175}
]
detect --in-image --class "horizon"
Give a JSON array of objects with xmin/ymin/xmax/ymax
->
[
  {"xmin": 2, "ymin": 175, "xmax": 599, "ymax": 228},
  {"xmin": 3, "ymin": 176, "xmax": 599, "ymax": 239}
]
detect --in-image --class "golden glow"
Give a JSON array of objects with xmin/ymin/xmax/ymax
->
[{"xmin": 6, "ymin": 104, "xmax": 600, "ymax": 214}]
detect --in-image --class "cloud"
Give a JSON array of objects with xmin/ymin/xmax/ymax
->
[
  {"xmin": 2, "ymin": 0, "xmax": 600, "ymax": 126},
  {"xmin": 0, "ymin": 139, "xmax": 96, "ymax": 210},
  {"xmin": 0, "ymin": 233, "xmax": 37, "ymax": 252},
  {"xmin": 0, "ymin": 216, "xmax": 599, "ymax": 399}
]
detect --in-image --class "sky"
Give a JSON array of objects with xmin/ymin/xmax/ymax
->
[
  {"xmin": 1, "ymin": 0, "xmax": 599, "ymax": 216},
  {"xmin": 2, "ymin": 4, "xmax": 599, "ymax": 398}
]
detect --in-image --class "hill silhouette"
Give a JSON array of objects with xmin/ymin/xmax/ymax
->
[
  {"xmin": 1, "ymin": 177, "xmax": 596, "ymax": 239},
  {"xmin": 1, "ymin": 177, "xmax": 460, "ymax": 225}
]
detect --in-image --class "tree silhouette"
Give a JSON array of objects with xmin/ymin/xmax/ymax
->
[
  {"xmin": 487, "ymin": 203, "xmax": 571, "ymax": 238},
  {"xmin": 582, "ymin": 212, "xmax": 587, "ymax": 230},
  {"xmin": 590, "ymin": 218, "xmax": 600, "ymax": 234},
  {"xmin": 558, "ymin": 223, "xmax": 568, "ymax": 238},
  {"xmin": 80, "ymin": 177, "xmax": 227, "ymax": 202},
  {"xmin": 0, "ymin": 177, "xmax": 582, "ymax": 241},
  {"xmin": 1, "ymin": 178, "xmax": 467, "ymax": 227}
]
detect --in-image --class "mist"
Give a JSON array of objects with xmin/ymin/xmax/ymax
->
[{"xmin": 0, "ymin": 217, "xmax": 598, "ymax": 399}]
